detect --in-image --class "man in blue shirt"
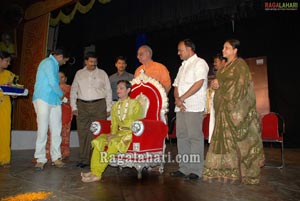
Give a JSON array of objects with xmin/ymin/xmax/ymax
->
[{"xmin": 32, "ymin": 48, "xmax": 69, "ymax": 170}]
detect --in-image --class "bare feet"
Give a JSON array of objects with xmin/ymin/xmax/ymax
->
[
  {"xmin": 81, "ymin": 172, "xmax": 93, "ymax": 178},
  {"xmin": 81, "ymin": 174, "xmax": 101, "ymax": 183}
]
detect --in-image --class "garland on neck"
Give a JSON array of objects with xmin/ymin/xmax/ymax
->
[{"xmin": 117, "ymin": 98, "xmax": 129, "ymax": 121}]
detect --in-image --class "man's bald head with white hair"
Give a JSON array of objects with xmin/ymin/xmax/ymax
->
[{"xmin": 137, "ymin": 45, "xmax": 153, "ymax": 65}]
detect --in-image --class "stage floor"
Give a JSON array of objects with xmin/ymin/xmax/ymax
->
[{"xmin": 1, "ymin": 143, "xmax": 299, "ymax": 201}]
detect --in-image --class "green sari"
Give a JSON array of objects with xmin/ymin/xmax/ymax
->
[{"xmin": 203, "ymin": 58, "xmax": 265, "ymax": 184}]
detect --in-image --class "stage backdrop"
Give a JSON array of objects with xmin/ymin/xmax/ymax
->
[
  {"xmin": 13, "ymin": 14, "xmax": 49, "ymax": 130},
  {"xmin": 13, "ymin": 0, "xmax": 73, "ymax": 130},
  {"xmin": 245, "ymin": 56, "xmax": 270, "ymax": 116}
]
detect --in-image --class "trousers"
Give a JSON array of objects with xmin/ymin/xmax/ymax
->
[
  {"xmin": 33, "ymin": 99, "xmax": 62, "ymax": 163},
  {"xmin": 90, "ymin": 134, "xmax": 119, "ymax": 178},
  {"xmin": 176, "ymin": 111, "xmax": 204, "ymax": 177}
]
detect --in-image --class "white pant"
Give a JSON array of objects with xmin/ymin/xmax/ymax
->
[{"xmin": 33, "ymin": 99, "xmax": 62, "ymax": 163}]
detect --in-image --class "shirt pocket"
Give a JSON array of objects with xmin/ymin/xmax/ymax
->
[
  {"xmin": 182, "ymin": 69, "xmax": 195, "ymax": 84},
  {"xmin": 90, "ymin": 77, "xmax": 104, "ymax": 89}
]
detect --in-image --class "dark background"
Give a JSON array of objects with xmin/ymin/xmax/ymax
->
[
  {"xmin": 2, "ymin": 0, "xmax": 299, "ymax": 147},
  {"xmin": 55, "ymin": 0, "xmax": 299, "ymax": 147}
]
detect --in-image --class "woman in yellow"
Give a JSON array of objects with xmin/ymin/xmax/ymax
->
[
  {"xmin": 0, "ymin": 51, "xmax": 14, "ymax": 167},
  {"xmin": 202, "ymin": 39, "xmax": 264, "ymax": 184},
  {"xmin": 81, "ymin": 80, "xmax": 143, "ymax": 182}
]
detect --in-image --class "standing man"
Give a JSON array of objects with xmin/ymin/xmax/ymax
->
[
  {"xmin": 205, "ymin": 53, "xmax": 227, "ymax": 142},
  {"xmin": 32, "ymin": 48, "xmax": 70, "ymax": 170},
  {"xmin": 134, "ymin": 45, "xmax": 171, "ymax": 94},
  {"xmin": 206, "ymin": 53, "xmax": 227, "ymax": 114},
  {"xmin": 70, "ymin": 52, "xmax": 112, "ymax": 168},
  {"xmin": 170, "ymin": 39, "xmax": 209, "ymax": 180},
  {"xmin": 213, "ymin": 53, "xmax": 226, "ymax": 72},
  {"xmin": 109, "ymin": 56, "xmax": 133, "ymax": 101}
]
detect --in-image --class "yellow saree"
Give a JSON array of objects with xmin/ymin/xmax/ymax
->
[{"xmin": 0, "ymin": 70, "xmax": 15, "ymax": 165}]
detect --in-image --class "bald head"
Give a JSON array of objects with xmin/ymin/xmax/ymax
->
[{"xmin": 137, "ymin": 45, "xmax": 153, "ymax": 65}]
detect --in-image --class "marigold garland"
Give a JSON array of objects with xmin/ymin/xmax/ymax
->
[
  {"xmin": 50, "ymin": 0, "xmax": 111, "ymax": 26},
  {"xmin": 1, "ymin": 191, "xmax": 53, "ymax": 201}
]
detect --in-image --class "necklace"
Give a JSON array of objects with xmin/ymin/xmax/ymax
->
[{"xmin": 117, "ymin": 99, "xmax": 129, "ymax": 121}]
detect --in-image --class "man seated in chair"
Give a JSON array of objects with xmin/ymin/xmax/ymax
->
[{"xmin": 81, "ymin": 80, "xmax": 144, "ymax": 182}]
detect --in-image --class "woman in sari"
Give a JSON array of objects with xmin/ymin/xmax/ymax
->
[
  {"xmin": 81, "ymin": 80, "xmax": 143, "ymax": 182},
  {"xmin": 202, "ymin": 39, "xmax": 265, "ymax": 184},
  {"xmin": 0, "ymin": 51, "xmax": 14, "ymax": 167}
]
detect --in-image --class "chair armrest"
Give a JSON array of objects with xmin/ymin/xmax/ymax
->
[
  {"xmin": 129, "ymin": 119, "xmax": 168, "ymax": 152},
  {"xmin": 90, "ymin": 120, "xmax": 111, "ymax": 138},
  {"xmin": 90, "ymin": 119, "xmax": 169, "ymax": 151}
]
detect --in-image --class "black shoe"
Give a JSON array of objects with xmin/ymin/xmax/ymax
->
[
  {"xmin": 170, "ymin": 171, "xmax": 185, "ymax": 177},
  {"xmin": 184, "ymin": 173, "xmax": 199, "ymax": 180},
  {"xmin": 76, "ymin": 162, "xmax": 83, "ymax": 167}
]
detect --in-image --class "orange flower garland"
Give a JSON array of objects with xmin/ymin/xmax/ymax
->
[{"xmin": 1, "ymin": 191, "xmax": 54, "ymax": 201}]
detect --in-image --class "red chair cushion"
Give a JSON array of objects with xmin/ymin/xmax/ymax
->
[
  {"xmin": 202, "ymin": 113, "xmax": 210, "ymax": 140},
  {"xmin": 130, "ymin": 82, "xmax": 162, "ymax": 121},
  {"xmin": 261, "ymin": 113, "xmax": 282, "ymax": 142}
]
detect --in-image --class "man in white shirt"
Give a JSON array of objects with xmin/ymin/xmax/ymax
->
[
  {"xmin": 170, "ymin": 39, "xmax": 209, "ymax": 180},
  {"xmin": 70, "ymin": 52, "xmax": 112, "ymax": 168}
]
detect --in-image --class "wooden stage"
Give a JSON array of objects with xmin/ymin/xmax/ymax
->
[{"xmin": 1, "ymin": 143, "xmax": 299, "ymax": 201}]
